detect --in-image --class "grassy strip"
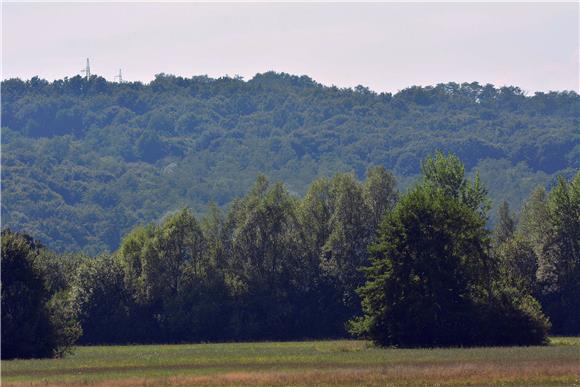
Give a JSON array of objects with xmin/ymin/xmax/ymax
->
[{"xmin": 2, "ymin": 339, "xmax": 579, "ymax": 386}]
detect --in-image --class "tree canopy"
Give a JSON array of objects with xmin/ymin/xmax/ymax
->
[
  {"xmin": 2, "ymin": 73, "xmax": 578, "ymax": 254},
  {"xmin": 1, "ymin": 229, "xmax": 80, "ymax": 359},
  {"xmin": 351, "ymin": 153, "xmax": 550, "ymax": 347},
  {"xmin": 1, "ymin": 154, "xmax": 576, "ymax": 351}
]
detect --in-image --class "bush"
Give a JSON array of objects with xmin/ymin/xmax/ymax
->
[{"xmin": 476, "ymin": 293, "xmax": 550, "ymax": 346}]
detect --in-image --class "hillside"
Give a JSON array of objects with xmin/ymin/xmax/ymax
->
[{"xmin": 2, "ymin": 72, "xmax": 579, "ymax": 254}]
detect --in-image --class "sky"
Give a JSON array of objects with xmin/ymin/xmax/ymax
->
[{"xmin": 2, "ymin": 2, "xmax": 579, "ymax": 93}]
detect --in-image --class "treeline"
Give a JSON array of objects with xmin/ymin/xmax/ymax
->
[
  {"xmin": 2, "ymin": 154, "xmax": 579, "ymax": 358},
  {"xmin": 2, "ymin": 73, "xmax": 579, "ymax": 254}
]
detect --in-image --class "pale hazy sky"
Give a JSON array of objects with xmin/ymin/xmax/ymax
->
[{"xmin": 2, "ymin": 2, "xmax": 579, "ymax": 93}]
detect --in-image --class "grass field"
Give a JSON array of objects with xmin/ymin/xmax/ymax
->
[{"xmin": 2, "ymin": 338, "xmax": 579, "ymax": 386}]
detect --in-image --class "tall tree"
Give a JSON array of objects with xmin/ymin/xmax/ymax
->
[
  {"xmin": 321, "ymin": 173, "xmax": 372, "ymax": 319},
  {"xmin": 69, "ymin": 255, "xmax": 134, "ymax": 344},
  {"xmin": 539, "ymin": 174, "xmax": 580, "ymax": 333},
  {"xmin": 495, "ymin": 201, "xmax": 517, "ymax": 245},
  {"xmin": 352, "ymin": 153, "xmax": 549, "ymax": 347},
  {"xmin": 228, "ymin": 176, "xmax": 303, "ymax": 339},
  {"xmin": 363, "ymin": 166, "xmax": 398, "ymax": 230},
  {"xmin": 1, "ymin": 229, "xmax": 80, "ymax": 358}
]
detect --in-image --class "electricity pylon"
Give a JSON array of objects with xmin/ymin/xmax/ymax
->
[
  {"xmin": 114, "ymin": 69, "xmax": 123, "ymax": 83},
  {"xmin": 81, "ymin": 58, "xmax": 91, "ymax": 80}
]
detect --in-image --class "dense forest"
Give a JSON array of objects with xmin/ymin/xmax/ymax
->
[
  {"xmin": 2, "ymin": 153, "xmax": 578, "ymax": 359},
  {"xmin": 2, "ymin": 73, "xmax": 579, "ymax": 254}
]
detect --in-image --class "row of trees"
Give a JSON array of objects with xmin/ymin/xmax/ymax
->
[
  {"xmin": 76, "ymin": 165, "xmax": 397, "ymax": 344},
  {"xmin": 2, "ymin": 154, "xmax": 578, "ymax": 358},
  {"xmin": 494, "ymin": 175, "xmax": 580, "ymax": 334}
]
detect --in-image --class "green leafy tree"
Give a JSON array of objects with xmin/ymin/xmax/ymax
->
[
  {"xmin": 117, "ymin": 209, "xmax": 230, "ymax": 342},
  {"xmin": 352, "ymin": 153, "xmax": 549, "ymax": 347},
  {"xmin": 1, "ymin": 229, "xmax": 80, "ymax": 359},
  {"xmin": 321, "ymin": 173, "xmax": 372, "ymax": 313},
  {"xmin": 351, "ymin": 186, "xmax": 490, "ymax": 346},
  {"xmin": 227, "ymin": 176, "xmax": 303, "ymax": 339},
  {"xmin": 69, "ymin": 255, "xmax": 135, "ymax": 344},
  {"xmin": 296, "ymin": 177, "xmax": 345, "ymax": 336},
  {"xmin": 516, "ymin": 173, "xmax": 580, "ymax": 334},
  {"xmin": 421, "ymin": 151, "xmax": 490, "ymax": 216},
  {"xmin": 363, "ymin": 166, "xmax": 398, "ymax": 230},
  {"xmin": 539, "ymin": 174, "xmax": 580, "ymax": 333},
  {"xmin": 495, "ymin": 201, "xmax": 517, "ymax": 245},
  {"xmin": 495, "ymin": 235, "xmax": 538, "ymax": 295}
]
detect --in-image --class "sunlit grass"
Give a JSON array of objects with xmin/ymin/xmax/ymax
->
[
  {"xmin": 2, "ymin": 338, "xmax": 579, "ymax": 386},
  {"xmin": 549, "ymin": 336, "xmax": 580, "ymax": 346}
]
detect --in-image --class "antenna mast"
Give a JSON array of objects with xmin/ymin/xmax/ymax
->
[
  {"xmin": 114, "ymin": 69, "xmax": 123, "ymax": 83},
  {"xmin": 81, "ymin": 58, "xmax": 91, "ymax": 80}
]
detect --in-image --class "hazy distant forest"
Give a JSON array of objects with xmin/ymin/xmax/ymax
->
[{"xmin": 2, "ymin": 72, "xmax": 579, "ymax": 254}]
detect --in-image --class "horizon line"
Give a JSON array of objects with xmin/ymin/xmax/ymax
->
[{"xmin": 3, "ymin": 70, "xmax": 578, "ymax": 96}]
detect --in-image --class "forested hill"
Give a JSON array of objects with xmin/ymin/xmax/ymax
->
[{"xmin": 2, "ymin": 72, "xmax": 579, "ymax": 254}]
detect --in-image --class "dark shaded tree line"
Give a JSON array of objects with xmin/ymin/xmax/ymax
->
[{"xmin": 2, "ymin": 154, "xmax": 578, "ymax": 358}]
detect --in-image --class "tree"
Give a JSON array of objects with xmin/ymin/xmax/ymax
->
[
  {"xmin": 296, "ymin": 177, "xmax": 342, "ymax": 336},
  {"xmin": 495, "ymin": 235, "xmax": 538, "ymax": 296},
  {"xmin": 351, "ymin": 153, "xmax": 549, "ymax": 347},
  {"xmin": 116, "ymin": 208, "xmax": 231, "ymax": 342},
  {"xmin": 321, "ymin": 173, "xmax": 372, "ymax": 313},
  {"xmin": 227, "ymin": 176, "xmax": 303, "ymax": 339},
  {"xmin": 495, "ymin": 201, "xmax": 517, "ymax": 245},
  {"xmin": 363, "ymin": 166, "xmax": 398, "ymax": 230},
  {"xmin": 351, "ymin": 186, "xmax": 490, "ymax": 347},
  {"xmin": 135, "ymin": 129, "xmax": 164, "ymax": 162},
  {"xmin": 539, "ymin": 174, "xmax": 580, "ymax": 334},
  {"xmin": 421, "ymin": 151, "xmax": 490, "ymax": 216},
  {"xmin": 516, "ymin": 173, "xmax": 580, "ymax": 334},
  {"xmin": 3, "ymin": 75, "xmax": 578, "ymax": 254},
  {"xmin": 1, "ymin": 229, "xmax": 80, "ymax": 359},
  {"xmin": 69, "ymin": 255, "xmax": 135, "ymax": 344}
]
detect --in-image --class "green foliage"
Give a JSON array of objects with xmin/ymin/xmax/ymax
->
[
  {"xmin": 3, "ymin": 152, "xmax": 574, "ymax": 347},
  {"xmin": 351, "ymin": 186, "xmax": 488, "ymax": 346},
  {"xmin": 13, "ymin": 166, "xmax": 396, "ymax": 345},
  {"xmin": 530, "ymin": 174, "xmax": 579, "ymax": 334},
  {"xmin": 115, "ymin": 209, "xmax": 231, "ymax": 343},
  {"xmin": 494, "ymin": 201, "xmax": 517, "ymax": 245},
  {"xmin": 352, "ymin": 154, "xmax": 549, "ymax": 347},
  {"xmin": 492, "ymin": 172, "xmax": 579, "ymax": 335},
  {"xmin": 2, "ymin": 74, "xmax": 578, "ymax": 254},
  {"xmin": 69, "ymin": 255, "xmax": 135, "ymax": 344},
  {"xmin": 1, "ymin": 229, "xmax": 80, "ymax": 359},
  {"xmin": 495, "ymin": 235, "xmax": 538, "ymax": 295},
  {"xmin": 422, "ymin": 151, "xmax": 490, "ymax": 216}
]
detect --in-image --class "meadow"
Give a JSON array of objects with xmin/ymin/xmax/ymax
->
[{"xmin": 2, "ymin": 338, "xmax": 579, "ymax": 386}]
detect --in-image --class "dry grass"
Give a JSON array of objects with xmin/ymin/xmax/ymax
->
[{"xmin": 12, "ymin": 363, "xmax": 579, "ymax": 387}]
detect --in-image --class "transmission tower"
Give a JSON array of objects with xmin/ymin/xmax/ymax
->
[
  {"xmin": 114, "ymin": 69, "xmax": 123, "ymax": 83},
  {"xmin": 80, "ymin": 58, "xmax": 91, "ymax": 80}
]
